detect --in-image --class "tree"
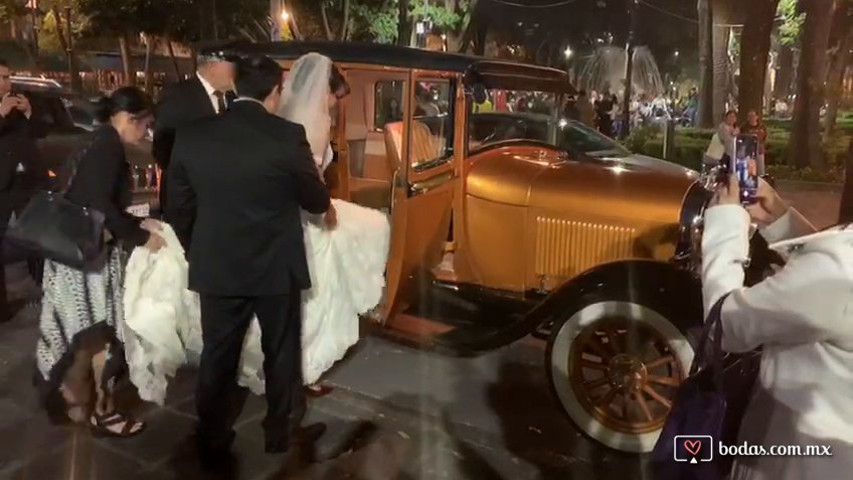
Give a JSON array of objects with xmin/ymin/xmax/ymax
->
[
  {"xmin": 711, "ymin": 0, "xmax": 736, "ymax": 121},
  {"xmin": 737, "ymin": 0, "xmax": 780, "ymax": 116},
  {"xmin": 773, "ymin": 0, "xmax": 804, "ymax": 101},
  {"xmin": 788, "ymin": 0, "xmax": 836, "ymax": 169},
  {"xmin": 824, "ymin": 0, "xmax": 852, "ymax": 136},
  {"xmin": 697, "ymin": 0, "xmax": 714, "ymax": 127}
]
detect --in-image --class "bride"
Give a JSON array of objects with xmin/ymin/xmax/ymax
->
[{"xmin": 121, "ymin": 53, "xmax": 390, "ymax": 405}]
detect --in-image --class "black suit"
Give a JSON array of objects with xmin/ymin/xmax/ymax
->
[
  {"xmin": 0, "ymin": 97, "xmax": 48, "ymax": 319},
  {"xmin": 167, "ymin": 100, "xmax": 330, "ymax": 450},
  {"xmin": 153, "ymin": 76, "xmax": 231, "ymax": 217}
]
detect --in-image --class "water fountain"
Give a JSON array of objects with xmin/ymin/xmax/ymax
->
[{"xmin": 578, "ymin": 46, "xmax": 665, "ymax": 97}]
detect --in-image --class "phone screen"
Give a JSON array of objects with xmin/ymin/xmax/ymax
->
[{"xmin": 733, "ymin": 134, "xmax": 759, "ymax": 205}]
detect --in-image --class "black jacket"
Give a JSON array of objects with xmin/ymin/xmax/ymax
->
[
  {"xmin": 0, "ymin": 95, "xmax": 48, "ymax": 195},
  {"xmin": 65, "ymin": 126, "xmax": 150, "ymax": 247},
  {"xmin": 167, "ymin": 100, "xmax": 331, "ymax": 296},
  {"xmin": 152, "ymin": 76, "xmax": 218, "ymax": 214}
]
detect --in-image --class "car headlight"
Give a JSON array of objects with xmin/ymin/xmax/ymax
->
[{"xmin": 674, "ymin": 181, "xmax": 711, "ymax": 272}]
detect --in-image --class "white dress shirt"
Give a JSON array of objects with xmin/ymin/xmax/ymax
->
[
  {"xmin": 197, "ymin": 72, "xmax": 224, "ymax": 114},
  {"xmin": 702, "ymin": 205, "xmax": 853, "ymax": 445}
]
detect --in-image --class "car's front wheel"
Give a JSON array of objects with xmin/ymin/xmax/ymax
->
[{"xmin": 546, "ymin": 291, "xmax": 699, "ymax": 453}]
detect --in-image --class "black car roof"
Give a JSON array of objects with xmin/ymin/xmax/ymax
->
[{"xmin": 225, "ymin": 41, "xmax": 576, "ymax": 95}]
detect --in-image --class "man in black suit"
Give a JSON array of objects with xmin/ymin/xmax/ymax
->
[
  {"xmin": 0, "ymin": 59, "xmax": 47, "ymax": 322},
  {"xmin": 167, "ymin": 55, "xmax": 332, "ymax": 458},
  {"xmin": 153, "ymin": 43, "xmax": 237, "ymax": 218}
]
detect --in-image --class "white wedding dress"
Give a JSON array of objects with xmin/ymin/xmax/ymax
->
[{"xmin": 122, "ymin": 172, "xmax": 389, "ymax": 403}]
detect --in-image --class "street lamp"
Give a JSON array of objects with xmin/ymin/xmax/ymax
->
[
  {"xmin": 674, "ymin": 50, "xmax": 679, "ymax": 58},
  {"xmin": 564, "ymin": 46, "xmax": 573, "ymax": 59},
  {"xmin": 281, "ymin": 9, "xmax": 289, "ymax": 22}
]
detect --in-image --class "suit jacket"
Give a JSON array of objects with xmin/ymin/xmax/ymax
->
[
  {"xmin": 0, "ymin": 95, "xmax": 47, "ymax": 197},
  {"xmin": 153, "ymin": 76, "xmax": 218, "ymax": 214},
  {"xmin": 65, "ymin": 126, "xmax": 150, "ymax": 247},
  {"xmin": 167, "ymin": 100, "xmax": 331, "ymax": 296}
]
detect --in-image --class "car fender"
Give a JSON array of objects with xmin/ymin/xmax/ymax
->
[{"xmin": 438, "ymin": 260, "xmax": 703, "ymax": 352}]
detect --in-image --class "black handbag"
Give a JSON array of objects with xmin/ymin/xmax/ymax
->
[
  {"xmin": 6, "ymin": 139, "xmax": 106, "ymax": 270},
  {"xmin": 650, "ymin": 293, "xmax": 762, "ymax": 480}
]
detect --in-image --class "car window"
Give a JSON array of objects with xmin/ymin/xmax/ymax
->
[
  {"xmin": 557, "ymin": 119, "xmax": 629, "ymax": 156},
  {"xmin": 374, "ymin": 80, "xmax": 405, "ymax": 130},
  {"xmin": 26, "ymin": 92, "xmax": 77, "ymax": 134},
  {"xmin": 410, "ymin": 79, "xmax": 454, "ymax": 171},
  {"xmin": 467, "ymin": 89, "xmax": 558, "ymax": 152}
]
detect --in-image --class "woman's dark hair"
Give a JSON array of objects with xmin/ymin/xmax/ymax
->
[
  {"xmin": 235, "ymin": 55, "xmax": 284, "ymax": 101},
  {"xmin": 329, "ymin": 64, "xmax": 350, "ymax": 97},
  {"xmin": 94, "ymin": 86, "xmax": 153, "ymax": 123},
  {"xmin": 724, "ymin": 109, "xmax": 737, "ymax": 119}
]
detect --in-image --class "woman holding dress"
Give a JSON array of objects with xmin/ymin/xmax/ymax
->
[{"xmin": 35, "ymin": 87, "xmax": 165, "ymax": 437}]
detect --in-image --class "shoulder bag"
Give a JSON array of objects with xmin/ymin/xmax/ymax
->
[
  {"xmin": 650, "ymin": 293, "xmax": 762, "ymax": 480},
  {"xmin": 6, "ymin": 139, "xmax": 106, "ymax": 270}
]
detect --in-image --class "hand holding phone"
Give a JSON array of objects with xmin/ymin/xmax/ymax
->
[{"xmin": 732, "ymin": 134, "xmax": 759, "ymax": 205}]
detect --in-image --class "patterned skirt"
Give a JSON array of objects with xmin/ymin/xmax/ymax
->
[{"xmin": 34, "ymin": 246, "xmax": 128, "ymax": 412}]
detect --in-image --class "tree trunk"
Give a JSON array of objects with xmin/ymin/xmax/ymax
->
[
  {"xmin": 712, "ymin": 13, "xmax": 734, "ymax": 121},
  {"xmin": 212, "ymin": 0, "xmax": 219, "ymax": 40},
  {"xmin": 143, "ymin": 34, "xmax": 154, "ymax": 95},
  {"xmin": 838, "ymin": 139, "xmax": 853, "ymax": 223},
  {"xmin": 52, "ymin": 8, "xmax": 68, "ymax": 53},
  {"xmin": 774, "ymin": 44, "xmax": 794, "ymax": 100},
  {"xmin": 339, "ymin": 0, "xmax": 351, "ymax": 41},
  {"xmin": 788, "ymin": 0, "xmax": 836, "ymax": 169},
  {"xmin": 738, "ymin": 0, "xmax": 780, "ymax": 116},
  {"xmin": 118, "ymin": 34, "xmax": 134, "ymax": 87},
  {"xmin": 825, "ymin": 2, "xmax": 852, "ymax": 136},
  {"xmin": 825, "ymin": 29, "xmax": 852, "ymax": 136},
  {"xmin": 320, "ymin": 2, "xmax": 335, "ymax": 40},
  {"xmin": 167, "ymin": 38, "xmax": 181, "ymax": 79},
  {"xmin": 397, "ymin": 0, "xmax": 411, "ymax": 46},
  {"xmin": 697, "ymin": 0, "xmax": 714, "ymax": 127}
]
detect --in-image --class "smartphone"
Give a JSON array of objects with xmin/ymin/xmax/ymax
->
[{"xmin": 732, "ymin": 134, "xmax": 759, "ymax": 205}]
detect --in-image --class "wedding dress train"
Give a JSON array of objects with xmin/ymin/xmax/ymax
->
[{"xmin": 122, "ymin": 200, "xmax": 389, "ymax": 404}]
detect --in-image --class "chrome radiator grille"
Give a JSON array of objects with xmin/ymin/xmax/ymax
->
[{"xmin": 534, "ymin": 217, "xmax": 636, "ymax": 278}]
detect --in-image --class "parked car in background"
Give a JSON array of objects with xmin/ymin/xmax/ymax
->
[{"xmin": 10, "ymin": 78, "xmax": 157, "ymax": 213}]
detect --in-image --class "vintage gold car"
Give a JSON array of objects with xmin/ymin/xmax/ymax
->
[{"xmin": 232, "ymin": 41, "xmax": 709, "ymax": 454}]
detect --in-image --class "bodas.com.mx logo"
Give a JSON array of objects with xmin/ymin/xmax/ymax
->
[{"xmin": 674, "ymin": 435, "xmax": 714, "ymax": 464}]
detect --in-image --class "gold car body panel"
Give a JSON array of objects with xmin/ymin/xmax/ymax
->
[{"xmin": 457, "ymin": 145, "xmax": 695, "ymax": 292}]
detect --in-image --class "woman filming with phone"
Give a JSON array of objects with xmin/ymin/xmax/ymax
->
[{"xmin": 702, "ymin": 176, "xmax": 853, "ymax": 479}]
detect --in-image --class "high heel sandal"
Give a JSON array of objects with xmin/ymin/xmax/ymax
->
[{"xmin": 89, "ymin": 411, "xmax": 146, "ymax": 438}]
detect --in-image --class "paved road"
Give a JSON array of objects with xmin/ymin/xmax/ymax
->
[{"xmin": 0, "ymin": 262, "xmax": 644, "ymax": 480}]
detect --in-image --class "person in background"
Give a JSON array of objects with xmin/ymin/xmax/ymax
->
[
  {"xmin": 0, "ymin": 58, "xmax": 48, "ymax": 322},
  {"xmin": 741, "ymin": 109, "xmax": 768, "ymax": 175},
  {"xmin": 704, "ymin": 110, "xmax": 739, "ymax": 171},
  {"xmin": 576, "ymin": 90, "xmax": 595, "ymax": 127},
  {"xmin": 35, "ymin": 87, "xmax": 165, "ymax": 438},
  {"xmin": 595, "ymin": 90, "xmax": 614, "ymax": 136},
  {"xmin": 703, "ymin": 176, "xmax": 853, "ymax": 479},
  {"xmin": 152, "ymin": 42, "xmax": 238, "ymax": 218}
]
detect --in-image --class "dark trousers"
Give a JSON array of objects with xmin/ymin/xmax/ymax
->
[
  {"xmin": 0, "ymin": 181, "xmax": 43, "ymax": 320},
  {"xmin": 196, "ymin": 290, "xmax": 305, "ymax": 450}
]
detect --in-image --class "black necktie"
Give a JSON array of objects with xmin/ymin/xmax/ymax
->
[{"xmin": 214, "ymin": 91, "xmax": 227, "ymax": 114}]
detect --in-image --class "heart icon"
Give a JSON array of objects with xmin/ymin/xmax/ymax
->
[{"xmin": 684, "ymin": 439, "xmax": 702, "ymax": 456}]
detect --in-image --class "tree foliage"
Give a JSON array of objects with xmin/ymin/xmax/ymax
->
[{"xmin": 777, "ymin": 0, "xmax": 804, "ymax": 46}]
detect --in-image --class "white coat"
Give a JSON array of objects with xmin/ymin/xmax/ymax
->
[{"xmin": 702, "ymin": 205, "xmax": 853, "ymax": 479}]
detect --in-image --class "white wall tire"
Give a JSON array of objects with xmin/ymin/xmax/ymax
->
[{"xmin": 547, "ymin": 300, "xmax": 696, "ymax": 454}]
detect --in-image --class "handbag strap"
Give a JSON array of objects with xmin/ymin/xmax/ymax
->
[
  {"xmin": 59, "ymin": 135, "xmax": 98, "ymax": 194},
  {"xmin": 689, "ymin": 292, "xmax": 732, "ymax": 391}
]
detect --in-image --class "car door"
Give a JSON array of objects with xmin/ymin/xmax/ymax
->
[{"xmin": 381, "ymin": 72, "xmax": 459, "ymax": 323}]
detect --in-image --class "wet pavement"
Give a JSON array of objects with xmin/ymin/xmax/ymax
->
[{"xmin": 0, "ymin": 263, "xmax": 643, "ymax": 480}]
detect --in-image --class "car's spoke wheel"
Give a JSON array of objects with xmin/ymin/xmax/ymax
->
[{"xmin": 548, "ymin": 300, "xmax": 695, "ymax": 453}]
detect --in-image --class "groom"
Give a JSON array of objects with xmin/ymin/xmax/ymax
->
[{"xmin": 167, "ymin": 54, "xmax": 331, "ymax": 457}]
